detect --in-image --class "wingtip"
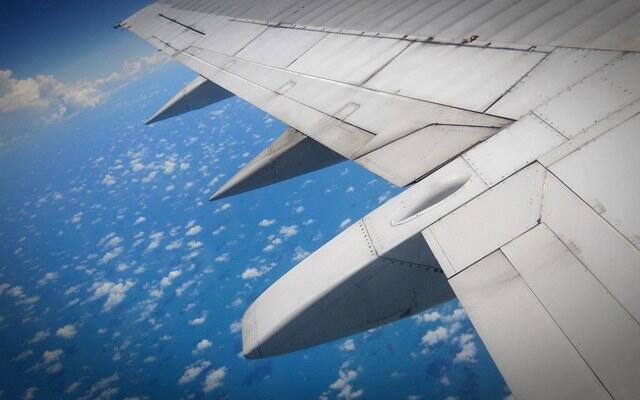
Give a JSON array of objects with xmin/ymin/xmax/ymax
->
[
  {"xmin": 144, "ymin": 115, "xmax": 158, "ymax": 126},
  {"xmin": 208, "ymin": 185, "xmax": 231, "ymax": 202}
]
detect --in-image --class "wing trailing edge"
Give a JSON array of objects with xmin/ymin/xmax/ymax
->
[
  {"xmin": 146, "ymin": 75, "xmax": 232, "ymax": 125},
  {"xmin": 210, "ymin": 127, "xmax": 345, "ymax": 200}
]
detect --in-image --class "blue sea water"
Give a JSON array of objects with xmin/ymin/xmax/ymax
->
[{"xmin": 0, "ymin": 61, "xmax": 508, "ymax": 399}]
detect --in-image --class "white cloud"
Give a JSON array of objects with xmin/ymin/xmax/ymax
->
[
  {"xmin": 81, "ymin": 373, "xmax": 119, "ymax": 400},
  {"xmin": 413, "ymin": 311, "xmax": 441, "ymax": 324},
  {"xmin": 442, "ymin": 308, "xmax": 466, "ymax": 323},
  {"xmin": 229, "ymin": 298, "xmax": 243, "ymax": 308},
  {"xmin": 241, "ymin": 266, "xmax": 271, "ymax": 280},
  {"xmin": 0, "ymin": 283, "xmax": 9, "ymax": 295},
  {"xmin": 175, "ymin": 280, "xmax": 194, "ymax": 297},
  {"xmin": 421, "ymin": 326, "xmax": 449, "ymax": 346},
  {"xmin": 340, "ymin": 339, "xmax": 356, "ymax": 352},
  {"xmin": 101, "ymin": 174, "xmax": 116, "ymax": 186},
  {"xmin": 165, "ymin": 240, "xmax": 182, "ymax": 251},
  {"xmin": 42, "ymin": 349, "xmax": 64, "ymax": 364},
  {"xmin": 189, "ymin": 312, "xmax": 207, "ymax": 326},
  {"xmin": 0, "ymin": 53, "xmax": 167, "ymax": 121},
  {"xmin": 453, "ymin": 334, "xmax": 477, "ymax": 364},
  {"xmin": 339, "ymin": 218, "xmax": 352, "ymax": 229},
  {"xmin": 95, "ymin": 387, "xmax": 118, "ymax": 400},
  {"xmin": 163, "ymin": 160, "xmax": 176, "ymax": 175},
  {"xmin": 214, "ymin": 203, "xmax": 231, "ymax": 213},
  {"xmin": 13, "ymin": 350, "xmax": 34, "ymax": 361},
  {"xmin": 187, "ymin": 240, "xmax": 203, "ymax": 250},
  {"xmin": 7, "ymin": 286, "xmax": 24, "ymax": 298},
  {"xmin": 146, "ymin": 232, "xmax": 163, "ymax": 252},
  {"xmin": 47, "ymin": 362, "xmax": 63, "ymax": 374},
  {"xmin": 178, "ymin": 360, "xmax": 211, "ymax": 384},
  {"xmin": 22, "ymin": 387, "xmax": 38, "ymax": 400},
  {"xmin": 258, "ymin": 219, "xmax": 275, "ymax": 227},
  {"xmin": 185, "ymin": 225, "xmax": 202, "ymax": 236},
  {"xmin": 56, "ymin": 324, "xmax": 77, "ymax": 339},
  {"xmin": 105, "ymin": 235, "xmax": 123, "ymax": 248},
  {"xmin": 100, "ymin": 246, "xmax": 123, "ymax": 264},
  {"xmin": 133, "ymin": 216, "xmax": 146, "ymax": 226},
  {"xmin": 215, "ymin": 253, "xmax": 229, "ymax": 263},
  {"xmin": 90, "ymin": 280, "xmax": 135, "ymax": 312},
  {"xmin": 279, "ymin": 225, "xmax": 298, "ymax": 238},
  {"xmin": 229, "ymin": 320, "xmax": 242, "ymax": 333},
  {"xmin": 193, "ymin": 339, "xmax": 212, "ymax": 354},
  {"xmin": 203, "ymin": 366, "xmax": 227, "ymax": 393},
  {"xmin": 28, "ymin": 330, "xmax": 50, "ymax": 344},
  {"xmin": 329, "ymin": 367, "xmax": 364, "ymax": 400},
  {"xmin": 71, "ymin": 211, "xmax": 83, "ymax": 224},
  {"xmin": 160, "ymin": 269, "xmax": 182, "ymax": 287},
  {"xmin": 292, "ymin": 246, "xmax": 310, "ymax": 262},
  {"xmin": 37, "ymin": 272, "xmax": 59, "ymax": 287},
  {"xmin": 65, "ymin": 381, "xmax": 82, "ymax": 394}
]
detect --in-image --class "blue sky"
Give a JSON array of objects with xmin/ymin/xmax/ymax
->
[
  {"xmin": 0, "ymin": 1, "xmax": 151, "ymax": 80},
  {"xmin": 0, "ymin": 1, "xmax": 165, "ymax": 147}
]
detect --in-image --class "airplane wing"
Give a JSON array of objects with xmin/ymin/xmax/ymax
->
[{"xmin": 121, "ymin": 1, "xmax": 640, "ymax": 399}]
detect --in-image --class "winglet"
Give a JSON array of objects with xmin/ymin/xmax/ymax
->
[
  {"xmin": 210, "ymin": 128, "xmax": 345, "ymax": 201},
  {"xmin": 146, "ymin": 75, "xmax": 232, "ymax": 125}
]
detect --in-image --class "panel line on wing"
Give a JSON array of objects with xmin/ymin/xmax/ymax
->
[
  {"xmin": 227, "ymin": 16, "xmax": 553, "ymax": 54},
  {"xmin": 545, "ymin": 168, "xmax": 640, "ymax": 255},
  {"xmin": 187, "ymin": 44, "xmax": 514, "ymax": 122},
  {"xmin": 158, "ymin": 13, "xmax": 206, "ymax": 35},
  {"xmin": 497, "ymin": 245, "xmax": 617, "ymax": 400},
  {"xmin": 482, "ymin": 51, "xmax": 552, "ymax": 113}
]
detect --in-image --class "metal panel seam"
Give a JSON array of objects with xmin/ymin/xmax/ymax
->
[
  {"xmin": 182, "ymin": 47, "xmax": 379, "ymax": 141},
  {"xmin": 378, "ymin": 256, "xmax": 443, "ymax": 273},
  {"xmin": 499, "ymin": 231, "xmax": 616, "ymax": 400},
  {"xmin": 534, "ymin": 51, "xmax": 627, "ymax": 123},
  {"xmin": 544, "ymin": 167, "xmax": 640, "ymax": 265},
  {"xmin": 358, "ymin": 219, "xmax": 378, "ymax": 258},
  {"xmin": 231, "ymin": 25, "xmax": 270, "ymax": 57},
  {"xmin": 531, "ymin": 111, "xmax": 570, "ymax": 139},
  {"xmin": 225, "ymin": 16, "xmax": 553, "ymax": 54},
  {"xmin": 423, "ymin": 227, "xmax": 456, "ymax": 277},
  {"xmin": 359, "ymin": 40, "xmax": 413, "ymax": 87},
  {"xmin": 541, "ymin": 216, "xmax": 640, "ymax": 329},
  {"xmin": 482, "ymin": 51, "xmax": 552, "ymax": 113},
  {"xmin": 445, "ymin": 223, "xmax": 541, "ymax": 280},
  {"xmin": 284, "ymin": 31, "xmax": 330, "ymax": 68}
]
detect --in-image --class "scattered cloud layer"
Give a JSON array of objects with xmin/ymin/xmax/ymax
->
[{"xmin": 0, "ymin": 53, "xmax": 167, "ymax": 122}]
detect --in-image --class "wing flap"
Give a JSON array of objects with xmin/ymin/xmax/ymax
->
[
  {"xmin": 146, "ymin": 75, "xmax": 232, "ymax": 124},
  {"xmin": 448, "ymin": 250, "xmax": 611, "ymax": 400},
  {"xmin": 210, "ymin": 127, "xmax": 345, "ymax": 200},
  {"xmin": 503, "ymin": 224, "xmax": 640, "ymax": 399},
  {"xmin": 422, "ymin": 155, "xmax": 640, "ymax": 399}
]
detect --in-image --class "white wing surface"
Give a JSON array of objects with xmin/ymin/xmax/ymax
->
[{"xmin": 122, "ymin": 2, "xmax": 640, "ymax": 399}]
